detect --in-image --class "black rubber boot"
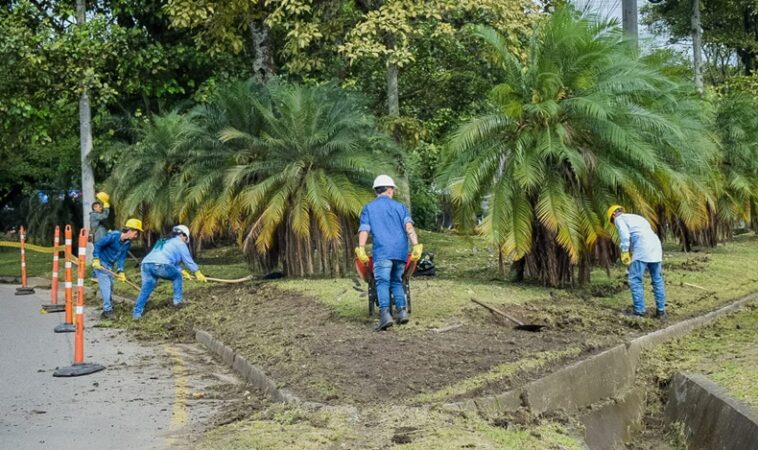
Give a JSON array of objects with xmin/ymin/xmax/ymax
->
[
  {"xmin": 396, "ymin": 308, "xmax": 409, "ymax": 325},
  {"xmin": 375, "ymin": 308, "xmax": 394, "ymax": 331}
]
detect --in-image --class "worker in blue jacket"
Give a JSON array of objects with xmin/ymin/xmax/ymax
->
[
  {"xmin": 92, "ymin": 218, "xmax": 143, "ymax": 320},
  {"xmin": 133, "ymin": 225, "xmax": 207, "ymax": 319}
]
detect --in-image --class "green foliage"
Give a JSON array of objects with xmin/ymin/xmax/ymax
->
[
  {"xmin": 105, "ymin": 79, "xmax": 400, "ymax": 276},
  {"xmin": 209, "ymin": 80, "xmax": 399, "ymax": 275},
  {"xmin": 712, "ymin": 88, "xmax": 758, "ymax": 229},
  {"xmin": 104, "ymin": 111, "xmax": 198, "ymax": 234},
  {"xmin": 643, "ymin": 0, "xmax": 758, "ymax": 75},
  {"xmin": 440, "ymin": 8, "xmax": 717, "ymax": 286}
]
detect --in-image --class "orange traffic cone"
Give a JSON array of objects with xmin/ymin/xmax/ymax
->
[{"xmin": 53, "ymin": 229, "xmax": 105, "ymax": 377}]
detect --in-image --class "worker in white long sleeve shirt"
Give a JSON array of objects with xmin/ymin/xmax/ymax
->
[{"xmin": 607, "ymin": 205, "xmax": 666, "ymax": 318}]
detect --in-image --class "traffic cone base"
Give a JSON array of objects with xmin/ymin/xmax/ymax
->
[
  {"xmin": 15, "ymin": 287, "xmax": 35, "ymax": 295},
  {"xmin": 53, "ymin": 363, "xmax": 105, "ymax": 377},
  {"xmin": 54, "ymin": 323, "xmax": 75, "ymax": 333},
  {"xmin": 43, "ymin": 304, "xmax": 67, "ymax": 313}
]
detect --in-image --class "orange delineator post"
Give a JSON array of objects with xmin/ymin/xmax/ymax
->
[
  {"xmin": 74, "ymin": 229, "xmax": 86, "ymax": 363},
  {"xmin": 54, "ymin": 225, "xmax": 75, "ymax": 332},
  {"xmin": 42, "ymin": 226, "xmax": 66, "ymax": 312},
  {"xmin": 15, "ymin": 226, "xmax": 35, "ymax": 295},
  {"xmin": 51, "ymin": 226, "xmax": 60, "ymax": 303},
  {"xmin": 20, "ymin": 226, "xmax": 27, "ymax": 287},
  {"xmin": 53, "ymin": 228, "xmax": 105, "ymax": 377}
]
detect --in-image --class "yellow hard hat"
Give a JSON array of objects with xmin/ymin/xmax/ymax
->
[
  {"xmin": 124, "ymin": 218, "xmax": 144, "ymax": 232},
  {"xmin": 607, "ymin": 205, "xmax": 624, "ymax": 223},
  {"xmin": 96, "ymin": 192, "xmax": 110, "ymax": 204}
]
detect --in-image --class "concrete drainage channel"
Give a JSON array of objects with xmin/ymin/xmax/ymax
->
[
  {"xmin": 192, "ymin": 293, "xmax": 757, "ymax": 448},
  {"xmin": 441, "ymin": 292, "xmax": 758, "ymax": 449}
]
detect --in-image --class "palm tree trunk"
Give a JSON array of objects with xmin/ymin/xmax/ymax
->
[{"xmin": 524, "ymin": 222, "xmax": 574, "ymax": 288}]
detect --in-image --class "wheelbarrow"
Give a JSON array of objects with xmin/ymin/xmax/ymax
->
[{"xmin": 354, "ymin": 254, "xmax": 418, "ymax": 318}]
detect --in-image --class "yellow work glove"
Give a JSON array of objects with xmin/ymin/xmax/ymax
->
[
  {"xmin": 194, "ymin": 271, "xmax": 207, "ymax": 283},
  {"xmin": 116, "ymin": 271, "xmax": 127, "ymax": 283},
  {"xmin": 92, "ymin": 258, "xmax": 103, "ymax": 270},
  {"xmin": 182, "ymin": 269, "xmax": 192, "ymax": 280},
  {"xmin": 620, "ymin": 251, "xmax": 632, "ymax": 265},
  {"xmin": 411, "ymin": 243, "xmax": 424, "ymax": 261},
  {"xmin": 354, "ymin": 246, "xmax": 369, "ymax": 264}
]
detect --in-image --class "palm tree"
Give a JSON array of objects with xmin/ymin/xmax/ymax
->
[
  {"xmin": 713, "ymin": 92, "xmax": 758, "ymax": 234},
  {"xmin": 105, "ymin": 111, "xmax": 199, "ymax": 237},
  {"xmin": 207, "ymin": 80, "xmax": 399, "ymax": 276},
  {"xmin": 439, "ymin": 8, "xmax": 716, "ymax": 287}
]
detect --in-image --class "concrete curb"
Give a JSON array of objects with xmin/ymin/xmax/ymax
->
[
  {"xmin": 194, "ymin": 329, "xmax": 298, "ymax": 404},
  {"xmin": 444, "ymin": 293, "xmax": 758, "ymax": 418},
  {"xmin": 665, "ymin": 372, "xmax": 758, "ymax": 450}
]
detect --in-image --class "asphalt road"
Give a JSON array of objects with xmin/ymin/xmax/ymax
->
[{"xmin": 0, "ymin": 283, "xmax": 239, "ymax": 449}]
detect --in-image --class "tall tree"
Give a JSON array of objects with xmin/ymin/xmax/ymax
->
[{"xmin": 76, "ymin": 0, "xmax": 95, "ymax": 247}]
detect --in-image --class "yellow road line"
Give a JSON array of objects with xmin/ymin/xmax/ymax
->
[{"xmin": 166, "ymin": 345, "xmax": 190, "ymax": 446}]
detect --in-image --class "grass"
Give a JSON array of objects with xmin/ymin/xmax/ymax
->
[
  {"xmin": 0, "ymin": 247, "xmax": 52, "ymax": 278},
  {"xmin": 278, "ymin": 232, "xmax": 758, "ymax": 332},
  {"xmin": 196, "ymin": 402, "xmax": 585, "ymax": 450},
  {"xmin": 641, "ymin": 303, "xmax": 758, "ymax": 408}
]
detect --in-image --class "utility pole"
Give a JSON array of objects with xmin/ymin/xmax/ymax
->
[
  {"xmin": 622, "ymin": 0, "xmax": 639, "ymax": 44},
  {"xmin": 691, "ymin": 0, "xmax": 704, "ymax": 93},
  {"xmin": 76, "ymin": 0, "xmax": 95, "ymax": 261}
]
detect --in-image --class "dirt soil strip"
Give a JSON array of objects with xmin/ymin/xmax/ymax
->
[{"xmin": 193, "ymin": 284, "xmax": 613, "ymax": 405}]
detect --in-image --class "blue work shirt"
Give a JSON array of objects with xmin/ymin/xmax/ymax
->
[
  {"xmin": 358, "ymin": 195, "xmax": 413, "ymax": 261},
  {"xmin": 142, "ymin": 236, "xmax": 199, "ymax": 272},
  {"xmin": 614, "ymin": 213, "xmax": 663, "ymax": 263},
  {"xmin": 93, "ymin": 230, "xmax": 132, "ymax": 272}
]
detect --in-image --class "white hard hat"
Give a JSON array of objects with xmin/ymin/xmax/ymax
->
[
  {"xmin": 173, "ymin": 224, "xmax": 190, "ymax": 242},
  {"xmin": 372, "ymin": 175, "xmax": 396, "ymax": 189}
]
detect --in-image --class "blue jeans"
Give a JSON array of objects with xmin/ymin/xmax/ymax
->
[
  {"xmin": 374, "ymin": 259, "xmax": 406, "ymax": 310},
  {"xmin": 94, "ymin": 266, "xmax": 114, "ymax": 313},
  {"xmin": 133, "ymin": 263, "xmax": 183, "ymax": 318},
  {"xmin": 628, "ymin": 260, "xmax": 666, "ymax": 314}
]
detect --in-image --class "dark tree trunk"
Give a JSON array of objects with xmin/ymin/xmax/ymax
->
[
  {"xmin": 523, "ymin": 222, "xmax": 574, "ymax": 288},
  {"xmin": 249, "ymin": 19, "xmax": 275, "ymax": 82}
]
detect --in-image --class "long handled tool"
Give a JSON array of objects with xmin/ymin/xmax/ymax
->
[
  {"xmin": 204, "ymin": 275, "xmax": 254, "ymax": 284},
  {"xmin": 470, "ymin": 298, "xmax": 546, "ymax": 332},
  {"xmin": 66, "ymin": 256, "xmax": 141, "ymax": 291}
]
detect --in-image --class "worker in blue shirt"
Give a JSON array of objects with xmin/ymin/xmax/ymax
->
[
  {"xmin": 133, "ymin": 224, "xmax": 207, "ymax": 319},
  {"xmin": 92, "ymin": 218, "xmax": 143, "ymax": 320},
  {"xmin": 355, "ymin": 175, "xmax": 423, "ymax": 331},
  {"xmin": 608, "ymin": 205, "xmax": 667, "ymax": 318}
]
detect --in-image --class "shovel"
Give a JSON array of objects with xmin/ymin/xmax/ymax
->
[{"xmin": 470, "ymin": 298, "xmax": 547, "ymax": 332}]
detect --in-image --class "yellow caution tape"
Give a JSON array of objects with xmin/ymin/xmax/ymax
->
[{"xmin": 0, "ymin": 240, "xmax": 64, "ymax": 254}]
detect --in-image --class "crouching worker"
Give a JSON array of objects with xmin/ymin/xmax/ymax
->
[
  {"xmin": 133, "ymin": 225, "xmax": 207, "ymax": 319},
  {"xmin": 92, "ymin": 218, "xmax": 143, "ymax": 320}
]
